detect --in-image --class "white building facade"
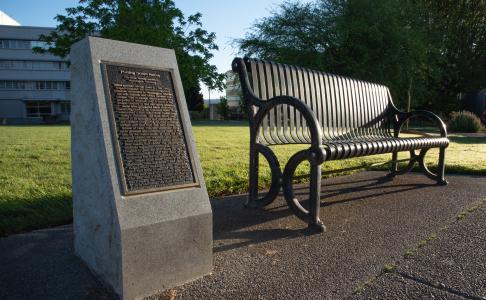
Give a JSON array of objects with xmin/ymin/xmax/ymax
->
[
  {"xmin": 202, "ymin": 71, "xmax": 244, "ymax": 120},
  {"xmin": 0, "ymin": 24, "xmax": 70, "ymax": 124},
  {"xmin": 225, "ymin": 70, "xmax": 241, "ymax": 107}
]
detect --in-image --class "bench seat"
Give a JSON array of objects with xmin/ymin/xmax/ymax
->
[{"xmin": 321, "ymin": 136, "xmax": 449, "ymax": 160}]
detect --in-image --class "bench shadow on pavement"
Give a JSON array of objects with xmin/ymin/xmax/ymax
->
[{"xmin": 212, "ymin": 174, "xmax": 430, "ymax": 253}]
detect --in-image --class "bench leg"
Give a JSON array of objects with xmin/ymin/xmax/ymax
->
[
  {"xmin": 417, "ymin": 148, "xmax": 448, "ymax": 185},
  {"xmin": 309, "ymin": 163, "xmax": 325, "ymax": 232},
  {"xmin": 388, "ymin": 151, "xmax": 398, "ymax": 178},
  {"xmin": 246, "ymin": 144, "xmax": 259, "ymax": 207},
  {"xmin": 437, "ymin": 147, "xmax": 448, "ymax": 186}
]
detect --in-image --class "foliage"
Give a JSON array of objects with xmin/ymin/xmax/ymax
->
[
  {"xmin": 189, "ymin": 106, "xmax": 209, "ymax": 120},
  {"xmin": 421, "ymin": 1, "xmax": 486, "ymax": 112},
  {"xmin": 216, "ymin": 97, "xmax": 230, "ymax": 120},
  {"xmin": 237, "ymin": 0, "xmax": 486, "ymax": 114},
  {"xmin": 448, "ymin": 111, "xmax": 482, "ymax": 133},
  {"xmin": 186, "ymin": 85, "xmax": 204, "ymax": 111},
  {"xmin": 237, "ymin": 89, "xmax": 248, "ymax": 116},
  {"xmin": 34, "ymin": 0, "xmax": 225, "ymax": 110},
  {"xmin": 1, "ymin": 124, "xmax": 485, "ymax": 235}
]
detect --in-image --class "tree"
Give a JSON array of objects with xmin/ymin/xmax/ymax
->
[
  {"xmin": 237, "ymin": 0, "xmax": 433, "ymax": 110},
  {"xmin": 236, "ymin": 0, "xmax": 486, "ymax": 114},
  {"xmin": 35, "ymin": 0, "xmax": 225, "ymax": 111},
  {"xmin": 237, "ymin": 89, "xmax": 248, "ymax": 116},
  {"xmin": 236, "ymin": 1, "xmax": 334, "ymax": 70},
  {"xmin": 216, "ymin": 96, "xmax": 229, "ymax": 120},
  {"xmin": 420, "ymin": 0, "xmax": 486, "ymax": 112},
  {"xmin": 186, "ymin": 85, "xmax": 204, "ymax": 111}
]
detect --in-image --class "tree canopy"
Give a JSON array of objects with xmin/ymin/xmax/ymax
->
[
  {"xmin": 35, "ymin": 0, "xmax": 225, "ymax": 111},
  {"xmin": 237, "ymin": 0, "xmax": 486, "ymax": 114}
]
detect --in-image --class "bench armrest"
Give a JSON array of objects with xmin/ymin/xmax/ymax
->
[
  {"xmin": 395, "ymin": 110, "xmax": 447, "ymax": 138},
  {"xmin": 232, "ymin": 57, "xmax": 269, "ymax": 109}
]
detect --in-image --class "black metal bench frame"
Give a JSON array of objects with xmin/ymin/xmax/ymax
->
[{"xmin": 232, "ymin": 57, "xmax": 449, "ymax": 232}]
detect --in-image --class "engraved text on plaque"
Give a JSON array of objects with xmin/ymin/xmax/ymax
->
[{"xmin": 102, "ymin": 63, "xmax": 197, "ymax": 195}]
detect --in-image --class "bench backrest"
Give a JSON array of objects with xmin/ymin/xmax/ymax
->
[{"xmin": 236, "ymin": 58, "xmax": 394, "ymax": 144}]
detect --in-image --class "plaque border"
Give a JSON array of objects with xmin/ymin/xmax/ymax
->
[{"xmin": 100, "ymin": 61, "xmax": 200, "ymax": 196}]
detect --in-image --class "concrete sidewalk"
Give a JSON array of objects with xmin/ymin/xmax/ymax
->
[
  {"xmin": 352, "ymin": 203, "xmax": 486, "ymax": 299},
  {"xmin": 1, "ymin": 171, "xmax": 485, "ymax": 299}
]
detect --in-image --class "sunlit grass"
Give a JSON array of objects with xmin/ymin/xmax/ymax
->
[
  {"xmin": 0, "ymin": 126, "xmax": 72, "ymax": 236},
  {"xmin": 1, "ymin": 122, "xmax": 485, "ymax": 235}
]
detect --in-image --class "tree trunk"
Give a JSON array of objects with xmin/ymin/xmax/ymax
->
[{"xmin": 406, "ymin": 77, "xmax": 413, "ymax": 131}]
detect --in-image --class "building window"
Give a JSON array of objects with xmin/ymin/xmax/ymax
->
[
  {"xmin": 25, "ymin": 101, "xmax": 52, "ymax": 117},
  {"xmin": 36, "ymin": 81, "xmax": 45, "ymax": 90},
  {"xmin": 0, "ymin": 60, "xmax": 69, "ymax": 70},
  {"xmin": 0, "ymin": 80, "xmax": 70, "ymax": 90},
  {"xmin": 30, "ymin": 41, "xmax": 49, "ymax": 50},
  {"xmin": 0, "ymin": 60, "xmax": 14, "ymax": 68},
  {"xmin": 0, "ymin": 39, "xmax": 30, "ymax": 49},
  {"xmin": 36, "ymin": 81, "xmax": 58, "ymax": 90},
  {"xmin": 34, "ymin": 81, "xmax": 71, "ymax": 90},
  {"xmin": 60, "ymin": 102, "xmax": 71, "ymax": 114},
  {"xmin": 55, "ymin": 62, "xmax": 66, "ymax": 70},
  {"xmin": 0, "ymin": 39, "xmax": 49, "ymax": 49},
  {"xmin": 0, "ymin": 80, "xmax": 29, "ymax": 89}
]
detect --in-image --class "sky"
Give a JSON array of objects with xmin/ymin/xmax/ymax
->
[{"xmin": 0, "ymin": 0, "xmax": 311, "ymax": 99}]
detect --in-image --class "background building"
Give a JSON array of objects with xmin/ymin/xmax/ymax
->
[
  {"xmin": 0, "ymin": 15, "xmax": 70, "ymax": 124},
  {"xmin": 225, "ymin": 70, "xmax": 241, "ymax": 107},
  {"xmin": 203, "ymin": 70, "xmax": 244, "ymax": 120},
  {"xmin": 203, "ymin": 98, "xmax": 222, "ymax": 120}
]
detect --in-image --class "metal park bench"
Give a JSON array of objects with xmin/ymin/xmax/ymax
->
[{"xmin": 231, "ymin": 57, "xmax": 449, "ymax": 232}]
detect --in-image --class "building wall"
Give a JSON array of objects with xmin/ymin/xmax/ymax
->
[
  {"xmin": 201, "ymin": 70, "xmax": 246, "ymax": 121},
  {"xmin": 0, "ymin": 99, "xmax": 23, "ymax": 118},
  {"xmin": 218, "ymin": 70, "xmax": 245, "ymax": 120},
  {"xmin": 0, "ymin": 25, "xmax": 71, "ymax": 124},
  {"xmin": 204, "ymin": 97, "xmax": 244, "ymax": 120}
]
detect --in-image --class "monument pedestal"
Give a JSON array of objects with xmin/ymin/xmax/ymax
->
[{"xmin": 70, "ymin": 37, "xmax": 212, "ymax": 299}]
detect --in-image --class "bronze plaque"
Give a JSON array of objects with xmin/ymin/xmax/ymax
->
[{"xmin": 102, "ymin": 62, "xmax": 197, "ymax": 195}]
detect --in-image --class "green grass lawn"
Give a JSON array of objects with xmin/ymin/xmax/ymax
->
[{"xmin": 1, "ymin": 122, "xmax": 485, "ymax": 236}]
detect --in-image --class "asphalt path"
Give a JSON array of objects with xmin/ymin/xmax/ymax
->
[{"xmin": 1, "ymin": 171, "xmax": 485, "ymax": 299}]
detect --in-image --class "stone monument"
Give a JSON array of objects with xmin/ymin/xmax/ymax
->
[{"xmin": 70, "ymin": 37, "xmax": 212, "ymax": 299}]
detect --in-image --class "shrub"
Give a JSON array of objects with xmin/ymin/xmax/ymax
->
[
  {"xmin": 448, "ymin": 111, "xmax": 482, "ymax": 133},
  {"xmin": 216, "ymin": 97, "xmax": 230, "ymax": 120}
]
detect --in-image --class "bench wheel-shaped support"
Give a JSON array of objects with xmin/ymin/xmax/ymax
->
[
  {"xmin": 389, "ymin": 110, "xmax": 448, "ymax": 186},
  {"xmin": 246, "ymin": 144, "xmax": 282, "ymax": 208},
  {"xmin": 389, "ymin": 148, "xmax": 448, "ymax": 186},
  {"xmin": 282, "ymin": 150, "xmax": 326, "ymax": 232}
]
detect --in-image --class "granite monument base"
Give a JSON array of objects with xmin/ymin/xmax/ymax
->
[{"xmin": 70, "ymin": 37, "xmax": 212, "ymax": 300}]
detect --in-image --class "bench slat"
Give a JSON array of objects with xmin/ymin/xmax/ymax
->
[
  {"xmin": 265, "ymin": 61, "xmax": 278, "ymax": 144},
  {"xmin": 257, "ymin": 61, "xmax": 271, "ymax": 144},
  {"xmin": 277, "ymin": 62, "xmax": 291, "ymax": 143},
  {"xmin": 271, "ymin": 62, "xmax": 282, "ymax": 143},
  {"xmin": 289, "ymin": 65, "xmax": 303, "ymax": 143},
  {"xmin": 313, "ymin": 70, "xmax": 322, "ymax": 137}
]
